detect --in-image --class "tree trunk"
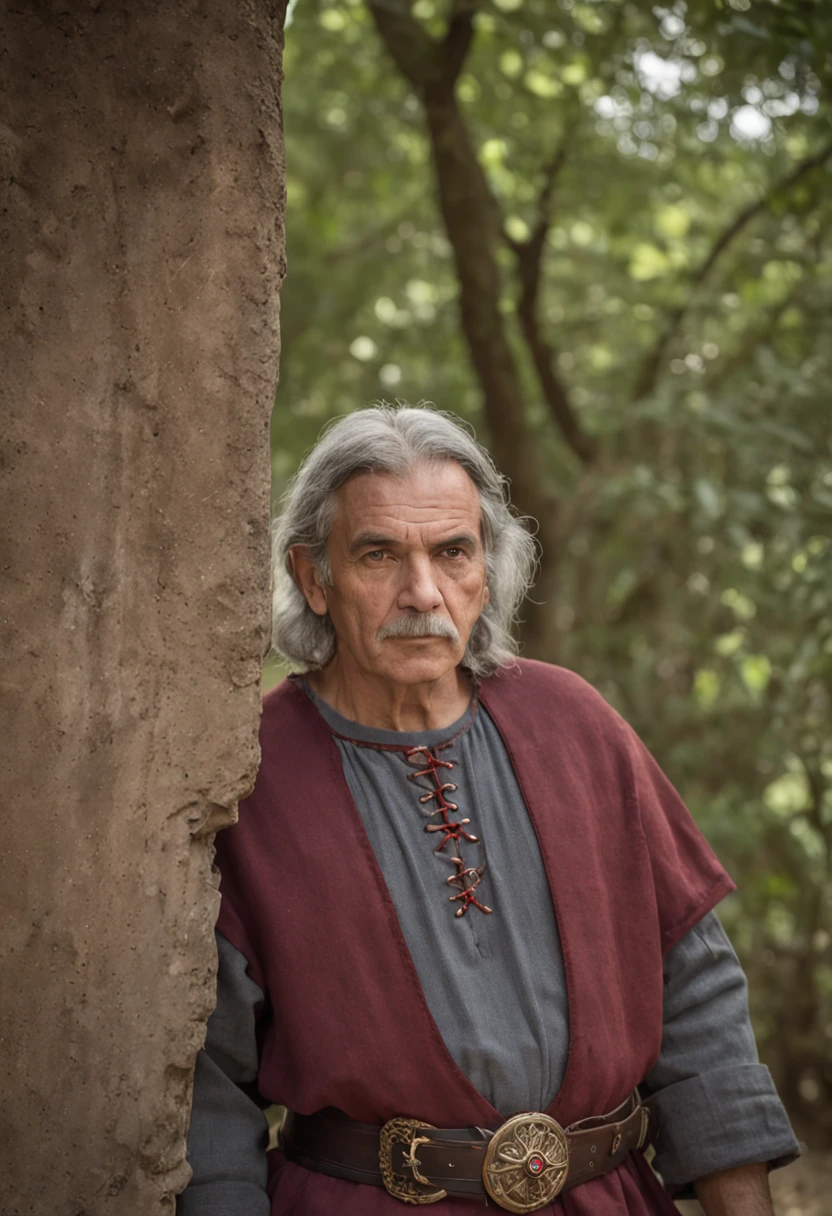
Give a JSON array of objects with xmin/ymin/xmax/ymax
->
[
  {"xmin": 366, "ymin": 2, "xmax": 564, "ymax": 659},
  {"xmin": 421, "ymin": 99, "xmax": 563, "ymax": 656},
  {"xmin": 0, "ymin": 3, "xmax": 286, "ymax": 1213}
]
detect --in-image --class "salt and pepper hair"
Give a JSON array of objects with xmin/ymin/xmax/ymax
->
[{"xmin": 271, "ymin": 404, "xmax": 538, "ymax": 679}]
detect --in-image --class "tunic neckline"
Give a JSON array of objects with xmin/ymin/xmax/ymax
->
[{"xmin": 293, "ymin": 673, "xmax": 477, "ymax": 751}]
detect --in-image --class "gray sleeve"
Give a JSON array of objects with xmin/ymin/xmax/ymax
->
[
  {"xmin": 176, "ymin": 932, "xmax": 271, "ymax": 1216},
  {"xmin": 641, "ymin": 909, "xmax": 800, "ymax": 1197}
]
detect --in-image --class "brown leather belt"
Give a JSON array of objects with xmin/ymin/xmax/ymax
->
[{"xmin": 280, "ymin": 1091, "xmax": 649, "ymax": 1212}]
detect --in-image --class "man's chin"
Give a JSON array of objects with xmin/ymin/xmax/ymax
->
[{"xmin": 377, "ymin": 643, "xmax": 462, "ymax": 685}]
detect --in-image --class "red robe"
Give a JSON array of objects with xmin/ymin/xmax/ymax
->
[{"xmin": 215, "ymin": 660, "xmax": 735, "ymax": 1214}]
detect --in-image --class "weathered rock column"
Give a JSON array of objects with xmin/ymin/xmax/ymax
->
[{"xmin": 0, "ymin": 3, "xmax": 286, "ymax": 1212}]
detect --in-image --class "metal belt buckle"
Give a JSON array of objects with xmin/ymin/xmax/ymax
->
[
  {"xmin": 482, "ymin": 1112, "xmax": 570, "ymax": 1213},
  {"xmin": 379, "ymin": 1117, "xmax": 448, "ymax": 1205}
]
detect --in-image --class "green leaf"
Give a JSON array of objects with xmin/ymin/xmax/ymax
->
[
  {"xmin": 629, "ymin": 243, "xmax": 670, "ymax": 281},
  {"xmin": 741, "ymin": 654, "xmax": 772, "ymax": 696}
]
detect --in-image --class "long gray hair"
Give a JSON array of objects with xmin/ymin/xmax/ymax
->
[{"xmin": 271, "ymin": 404, "xmax": 538, "ymax": 679}]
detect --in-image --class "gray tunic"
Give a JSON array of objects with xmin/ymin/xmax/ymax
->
[{"xmin": 178, "ymin": 683, "xmax": 798, "ymax": 1213}]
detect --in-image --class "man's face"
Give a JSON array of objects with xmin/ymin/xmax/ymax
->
[{"xmin": 296, "ymin": 460, "xmax": 489, "ymax": 687}]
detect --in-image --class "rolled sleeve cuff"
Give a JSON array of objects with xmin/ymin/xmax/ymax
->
[
  {"xmin": 177, "ymin": 1180, "xmax": 271, "ymax": 1216},
  {"xmin": 645, "ymin": 1062, "xmax": 800, "ymax": 1198}
]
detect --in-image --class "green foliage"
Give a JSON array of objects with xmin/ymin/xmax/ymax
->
[{"xmin": 276, "ymin": 0, "xmax": 832, "ymax": 1136}]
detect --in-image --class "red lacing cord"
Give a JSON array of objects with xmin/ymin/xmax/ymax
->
[{"xmin": 405, "ymin": 746, "xmax": 492, "ymax": 918}]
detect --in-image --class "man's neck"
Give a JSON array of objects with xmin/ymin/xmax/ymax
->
[{"xmin": 306, "ymin": 659, "xmax": 472, "ymax": 733}]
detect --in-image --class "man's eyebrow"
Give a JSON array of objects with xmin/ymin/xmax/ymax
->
[
  {"xmin": 348, "ymin": 532, "xmax": 399, "ymax": 555},
  {"xmin": 435, "ymin": 532, "xmax": 478, "ymax": 550}
]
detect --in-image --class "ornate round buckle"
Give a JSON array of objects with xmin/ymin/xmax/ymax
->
[
  {"xmin": 379, "ymin": 1117, "xmax": 448, "ymax": 1205},
  {"xmin": 482, "ymin": 1112, "xmax": 570, "ymax": 1213}
]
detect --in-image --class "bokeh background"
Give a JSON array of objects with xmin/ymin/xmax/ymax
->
[{"xmin": 265, "ymin": 0, "xmax": 831, "ymax": 1204}]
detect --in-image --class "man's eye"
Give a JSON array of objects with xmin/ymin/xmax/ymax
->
[
  {"xmin": 443, "ymin": 547, "xmax": 463, "ymax": 558},
  {"xmin": 366, "ymin": 550, "xmax": 386, "ymax": 561}
]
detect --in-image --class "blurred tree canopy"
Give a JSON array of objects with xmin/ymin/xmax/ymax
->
[{"xmin": 272, "ymin": 0, "xmax": 832, "ymax": 1138}]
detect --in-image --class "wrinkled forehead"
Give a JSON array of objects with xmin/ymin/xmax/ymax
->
[{"xmin": 330, "ymin": 459, "xmax": 483, "ymax": 541}]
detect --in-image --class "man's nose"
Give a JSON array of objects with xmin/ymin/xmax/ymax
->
[{"xmin": 397, "ymin": 555, "xmax": 443, "ymax": 614}]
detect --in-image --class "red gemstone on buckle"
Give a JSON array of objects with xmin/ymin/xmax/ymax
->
[{"xmin": 526, "ymin": 1153, "xmax": 546, "ymax": 1176}]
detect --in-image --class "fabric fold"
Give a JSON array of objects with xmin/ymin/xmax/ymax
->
[{"xmin": 645, "ymin": 1063, "xmax": 800, "ymax": 1196}]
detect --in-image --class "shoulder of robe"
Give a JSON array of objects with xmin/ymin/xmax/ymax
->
[
  {"xmin": 256, "ymin": 674, "xmax": 325, "ymax": 749},
  {"xmin": 482, "ymin": 657, "xmax": 627, "ymax": 746},
  {"xmin": 216, "ymin": 677, "xmax": 325, "ymax": 848},
  {"xmin": 260, "ymin": 672, "xmax": 306, "ymax": 722}
]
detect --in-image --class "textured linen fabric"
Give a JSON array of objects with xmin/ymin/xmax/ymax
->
[
  {"xmin": 318, "ymin": 685, "xmax": 568, "ymax": 1115},
  {"xmin": 178, "ymin": 935, "xmax": 271, "ymax": 1216},
  {"xmin": 640, "ymin": 914, "xmax": 799, "ymax": 1198},
  {"xmin": 178, "ymin": 683, "xmax": 798, "ymax": 1212}
]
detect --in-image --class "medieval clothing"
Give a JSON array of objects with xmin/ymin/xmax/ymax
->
[{"xmin": 179, "ymin": 660, "xmax": 798, "ymax": 1215}]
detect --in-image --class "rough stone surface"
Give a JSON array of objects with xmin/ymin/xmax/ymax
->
[{"xmin": 0, "ymin": 3, "xmax": 286, "ymax": 1212}]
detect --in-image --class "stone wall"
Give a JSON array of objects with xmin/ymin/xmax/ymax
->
[{"xmin": 0, "ymin": 3, "xmax": 286, "ymax": 1211}]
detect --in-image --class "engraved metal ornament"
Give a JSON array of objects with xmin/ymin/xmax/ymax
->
[
  {"xmin": 379, "ymin": 1117, "xmax": 448, "ymax": 1205},
  {"xmin": 482, "ymin": 1113, "xmax": 570, "ymax": 1213}
]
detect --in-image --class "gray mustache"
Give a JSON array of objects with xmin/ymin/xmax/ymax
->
[{"xmin": 377, "ymin": 613, "xmax": 460, "ymax": 644}]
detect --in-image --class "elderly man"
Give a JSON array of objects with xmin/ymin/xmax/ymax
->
[{"xmin": 179, "ymin": 406, "xmax": 797, "ymax": 1216}]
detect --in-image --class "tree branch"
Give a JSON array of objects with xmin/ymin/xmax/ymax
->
[
  {"xmin": 504, "ymin": 141, "xmax": 597, "ymax": 465},
  {"xmin": 443, "ymin": 0, "xmax": 478, "ymax": 88},
  {"xmin": 366, "ymin": 0, "xmax": 478, "ymax": 95},
  {"xmin": 632, "ymin": 140, "xmax": 832, "ymax": 403},
  {"xmin": 366, "ymin": 0, "xmax": 433, "ymax": 90},
  {"xmin": 497, "ymin": 2, "xmax": 626, "ymax": 465}
]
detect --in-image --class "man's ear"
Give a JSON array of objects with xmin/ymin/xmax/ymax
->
[{"xmin": 288, "ymin": 545, "xmax": 328, "ymax": 617}]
